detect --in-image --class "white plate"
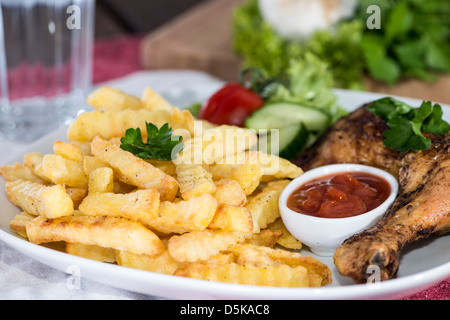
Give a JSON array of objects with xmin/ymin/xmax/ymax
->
[{"xmin": 0, "ymin": 86, "xmax": 449, "ymax": 300}]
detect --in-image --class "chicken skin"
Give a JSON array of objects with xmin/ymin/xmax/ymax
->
[{"xmin": 295, "ymin": 105, "xmax": 450, "ymax": 283}]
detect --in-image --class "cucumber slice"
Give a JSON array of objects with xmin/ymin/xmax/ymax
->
[
  {"xmin": 258, "ymin": 122, "xmax": 309, "ymax": 160},
  {"xmin": 245, "ymin": 102, "xmax": 330, "ymax": 133}
]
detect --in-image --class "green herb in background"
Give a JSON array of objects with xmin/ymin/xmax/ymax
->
[
  {"xmin": 368, "ymin": 97, "xmax": 450, "ymax": 153},
  {"xmin": 232, "ymin": 0, "xmax": 365, "ymax": 90},
  {"xmin": 358, "ymin": 0, "xmax": 450, "ymax": 85},
  {"xmin": 120, "ymin": 122, "xmax": 184, "ymax": 161}
]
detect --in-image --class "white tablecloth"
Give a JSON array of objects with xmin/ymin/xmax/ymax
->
[{"xmin": 0, "ymin": 70, "xmax": 223, "ymax": 300}]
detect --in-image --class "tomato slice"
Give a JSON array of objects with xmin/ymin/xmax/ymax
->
[{"xmin": 199, "ymin": 83, "xmax": 264, "ymax": 127}]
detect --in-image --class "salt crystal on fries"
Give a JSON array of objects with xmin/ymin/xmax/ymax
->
[
  {"xmin": 5, "ymin": 180, "xmax": 74, "ymax": 218},
  {"xmin": 90, "ymin": 136, "xmax": 178, "ymax": 201},
  {"xmin": 27, "ymin": 215, "xmax": 164, "ymax": 256}
]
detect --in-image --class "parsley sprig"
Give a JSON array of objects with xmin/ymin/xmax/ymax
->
[
  {"xmin": 120, "ymin": 122, "xmax": 184, "ymax": 161},
  {"xmin": 368, "ymin": 97, "xmax": 450, "ymax": 153}
]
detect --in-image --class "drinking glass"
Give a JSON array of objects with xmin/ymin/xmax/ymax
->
[{"xmin": 0, "ymin": 0, "xmax": 95, "ymax": 141}]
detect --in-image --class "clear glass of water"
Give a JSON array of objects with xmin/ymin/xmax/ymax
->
[{"xmin": 0, "ymin": 0, "xmax": 95, "ymax": 141}]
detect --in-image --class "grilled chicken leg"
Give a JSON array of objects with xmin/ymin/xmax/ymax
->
[{"xmin": 295, "ymin": 105, "xmax": 450, "ymax": 283}]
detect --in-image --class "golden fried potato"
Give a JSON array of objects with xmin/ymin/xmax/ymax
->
[
  {"xmin": 65, "ymin": 243, "xmax": 116, "ymax": 263},
  {"xmin": 230, "ymin": 244, "xmax": 332, "ymax": 286},
  {"xmin": 176, "ymin": 164, "xmax": 216, "ymax": 200},
  {"xmin": 23, "ymin": 152, "xmax": 49, "ymax": 182},
  {"xmin": 66, "ymin": 187, "xmax": 88, "ymax": 209},
  {"xmin": 116, "ymin": 250, "xmax": 178, "ymax": 275},
  {"xmin": 245, "ymin": 180, "xmax": 290, "ymax": 233},
  {"xmin": 88, "ymin": 167, "xmax": 114, "ymax": 193},
  {"xmin": 149, "ymin": 193, "xmax": 217, "ymax": 234},
  {"xmin": 67, "ymin": 109, "xmax": 191, "ymax": 142},
  {"xmin": 268, "ymin": 218, "xmax": 302, "ymax": 250},
  {"xmin": 260, "ymin": 153, "xmax": 303, "ymax": 181},
  {"xmin": 39, "ymin": 154, "xmax": 88, "ymax": 188},
  {"xmin": 27, "ymin": 215, "xmax": 164, "ymax": 256},
  {"xmin": 90, "ymin": 136, "xmax": 178, "ymax": 201},
  {"xmin": 168, "ymin": 229, "xmax": 252, "ymax": 263},
  {"xmin": 208, "ymin": 204, "xmax": 253, "ymax": 233},
  {"xmin": 53, "ymin": 141, "xmax": 84, "ymax": 162},
  {"xmin": 0, "ymin": 162, "xmax": 46, "ymax": 184},
  {"xmin": 141, "ymin": 87, "xmax": 174, "ymax": 112},
  {"xmin": 87, "ymin": 86, "xmax": 144, "ymax": 111},
  {"xmin": 9, "ymin": 211, "xmax": 35, "ymax": 237},
  {"xmin": 175, "ymin": 262, "xmax": 310, "ymax": 287},
  {"xmin": 209, "ymin": 151, "xmax": 263, "ymax": 196},
  {"xmin": 78, "ymin": 189, "xmax": 160, "ymax": 228},
  {"xmin": 6, "ymin": 180, "xmax": 74, "ymax": 218},
  {"xmin": 212, "ymin": 179, "xmax": 247, "ymax": 206}
]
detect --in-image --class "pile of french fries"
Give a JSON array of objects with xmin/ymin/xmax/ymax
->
[{"xmin": 0, "ymin": 86, "xmax": 332, "ymax": 288}]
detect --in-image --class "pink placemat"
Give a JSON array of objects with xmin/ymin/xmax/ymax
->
[{"xmin": 92, "ymin": 35, "xmax": 449, "ymax": 300}]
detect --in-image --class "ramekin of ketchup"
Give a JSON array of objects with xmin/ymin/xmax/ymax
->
[
  {"xmin": 279, "ymin": 164, "xmax": 399, "ymax": 256},
  {"xmin": 287, "ymin": 172, "xmax": 391, "ymax": 219}
]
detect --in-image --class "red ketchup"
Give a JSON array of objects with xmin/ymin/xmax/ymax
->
[{"xmin": 287, "ymin": 172, "xmax": 391, "ymax": 219}]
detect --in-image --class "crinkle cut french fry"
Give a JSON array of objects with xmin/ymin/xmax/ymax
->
[
  {"xmin": 176, "ymin": 164, "xmax": 216, "ymax": 200},
  {"xmin": 39, "ymin": 154, "xmax": 88, "ymax": 188},
  {"xmin": 78, "ymin": 189, "xmax": 160, "ymax": 228},
  {"xmin": 168, "ymin": 229, "xmax": 252, "ymax": 263},
  {"xmin": 116, "ymin": 250, "xmax": 178, "ymax": 275},
  {"xmin": 149, "ymin": 193, "xmax": 217, "ymax": 234},
  {"xmin": 141, "ymin": 87, "xmax": 175, "ymax": 112},
  {"xmin": 212, "ymin": 179, "xmax": 247, "ymax": 206},
  {"xmin": 9, "ymin": 211, "xmax": 35, "ymax": 236},
  {"xmin": 90, "ymin": 136, "xmax": 178, "ymax": 201},
  {"xmin": 174, "ymin": 263, "xmax": 310, "ymax": 287},
  {"xmin": 228, "ymin": 243, "xmax": 332, "ymax": 286},
  {"xmin": 88, "ymin": 167, "xmax": 114, "ymax": 193},
  {"xmin": 65, "ymin": 243, "xmax": 116, "ymax": 263},
  {"xmin": 245, "ymin": 179, "xmax": 290, "ymax": 233},
  {"xmin": 209, "ymin": 151, "xmax": 263, "ymax": 196},
  {"xmin": 53, "ymin": 141, "xmax": 84, "ymax": 162},
  {"xmin": 26, "ymin": 215, "xmax": 164, "ymax": 256},
  {"xmin": 5, "ymin": 180, "xmax": 74, "ymax": 218},
  {"xmin": 67, "ymin": 109, "xmax": 192, "ymax": 142},
  {"xmin": 87, "ymin": 86, "xmax": 144, "ymax": 111},
  {"xmin": 259, "ymin": 153, "xmax": 303, "ymax": 180},
  {"xmin": 267, "ymin": 218, "xmax": 302, "ymax": 250},
  {"xmin": 0, "ymin": 162, "xmax": 46, "ymax": 184}
]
